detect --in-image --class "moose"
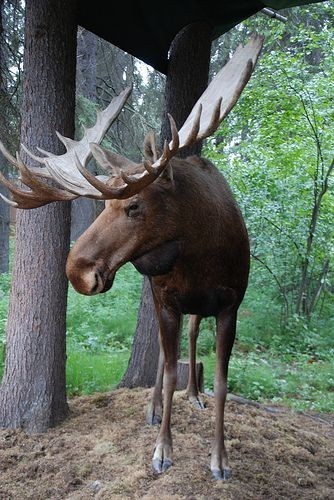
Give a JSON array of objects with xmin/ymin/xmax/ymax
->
[{"xmin": 0, "ymin": 35, "xmax": 263, "ymax": 480}]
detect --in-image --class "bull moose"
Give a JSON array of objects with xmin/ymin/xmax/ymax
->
[{"xmin": 0, "ymin": 35, "xmax": 263, "ymax": 480}]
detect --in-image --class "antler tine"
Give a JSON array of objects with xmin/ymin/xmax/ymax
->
[
  {"xmin": 0, "ymin": 140, "xmax": 17, "ymax": 166},
  {"xmin": 197, "ymin": 97, "xmax": 222, "ymax": 141},
  {"xmin": 21, "ymin": 143, "xmax": 48, "ymax": 164},
  {"xmin": 0, "ymin": 191, "xmax": 18, "ymax": 207},
  {"xmin": 120, "ymin": 169, "xmax": 141, "ymax": 185},
  {"xmin": 36, "ymin": 147, "xmax": 57, "ymax": 158},
  {"xmin": 181, "ymin": 104, "xmax": 202, "ymax": 149},
  {"xmin": 0, "ymin": 161, "xmax": 76, "ymax": 209},
  {"xmin": 167, "ymin": 114, "xmax": 180, "ymax": 155},
  {"xmin": 143, "ymin": 160, "xmax": 154, "ymax": 174},
  {"xmin": 55, "ymin": 131, "xmax": 78, "ymax": 152},
  {"xmin": 20, "ymin": 144, "xmax": 53, "ymax": 180},
  {"xmin": 16, "ymin": 152, "xmax": 77, "ymax": 202},
  {"xmin": 73, "ymin": 152, "xmax": 129, "ymax": 199},
  {"xmin": 138, "ymin": 114, "xmax": 179, "ymax": 179}
]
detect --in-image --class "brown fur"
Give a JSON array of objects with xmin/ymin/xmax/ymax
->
[{"xmin": 66, "ymin": 155, "xmax": 250, "ymax": 479}]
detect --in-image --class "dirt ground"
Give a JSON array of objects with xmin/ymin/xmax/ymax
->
[{"xmin": 0, "ymin": 388, "xmax": 333, "ymax": 500}]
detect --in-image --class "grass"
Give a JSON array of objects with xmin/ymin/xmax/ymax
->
[
  {"xmin": 202, "ymin": 351, "xmax": 334, "ymax": 412},
  {"xmin": 0, "ymin": 259, "xmax": 333, "ymax": 412},
  {"xmin": 66, "ymin": 347, "xmax": 130, "ymax": 396}
]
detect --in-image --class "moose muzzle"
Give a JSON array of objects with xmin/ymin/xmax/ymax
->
[{"xmin": 66, "ymin": 255, "xmax": 115, "ymax": 296}]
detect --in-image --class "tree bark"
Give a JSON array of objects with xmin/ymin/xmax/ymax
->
[
  {"xmin": 120, "ymin": 22, "xmax": 213, "ymax": 388},
  {"xmin": 0, "ymin": 0, "xmax": 77, "ymax": 432},
  {"xmin": 0, "ymin": 0, "xmax": 10, "ymax": 273}
]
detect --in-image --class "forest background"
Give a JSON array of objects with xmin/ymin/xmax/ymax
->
[{"xmin": 0, "ymin": 1, "xmax": 333, "ymax": 412}]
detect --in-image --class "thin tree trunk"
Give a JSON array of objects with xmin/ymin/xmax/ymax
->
[
  {"xmin": 0, "ymin": 174, "xmax": 9, "ymax": 273},
  {"xmin": 120, "ymin": 22, "xmax": 213, "ymax": 388},
  {"xmin": 71, "ymin": 27, "xmax": 97, "ymax": 241},
  {"xmin": 0, "ymin": 0, "xmax": 10, "ymax": 273},
  {"xmin": 119, "ymin": 278, "xmax": 159, "ymax": 388},
  {"xmin": 0, "ymin": 0, "xmax": 77, "ymax": 432}
]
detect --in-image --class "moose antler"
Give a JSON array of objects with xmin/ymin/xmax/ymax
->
[
  {"xmin": 0, "ymin": 87, "xmax": 131, "ymax": 208},
  {"xmin": 0, "ymin": 35, "xmax": 264, "ymax": 208}
]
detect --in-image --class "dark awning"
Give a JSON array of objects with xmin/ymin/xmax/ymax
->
[{"xmin": 78, "ymin": 1, "xmax": 326, "ymax": 73}]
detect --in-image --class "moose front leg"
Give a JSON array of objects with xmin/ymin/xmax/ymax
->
[
  {"xmin": 211, "ymin": 309, "xmax": 237, "ymax": 480},
  {"xmin": 152, "ymin": 306, "xmax": 181, "ymax": 474}
]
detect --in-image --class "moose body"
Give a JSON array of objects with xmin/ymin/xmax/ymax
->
[
  {"xmin": 0, "ymin": 35, "xmax": 263, "ymax": 479},
  {"xmin": 67, "ymin": 155, "xmax": 249, "ymax": 311},
  {"xmin": 66, "ymin": 153, "xmax": 250, "ymax": 478}
]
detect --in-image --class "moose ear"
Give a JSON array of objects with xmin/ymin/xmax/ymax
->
[
  {"xmin": 143, "ymin": 132, "xmax": 173, "ymax": 183},
  {"xmin": 160, "ymin": 163, "xmax": 174, "ymax": 184},
  {"xmin": 90, "ymin": 143, "xmax": 138, "ymax": 175},
  {"xmin": 143, "ymin": 131, "xmax": 161, "ymax": 162}
]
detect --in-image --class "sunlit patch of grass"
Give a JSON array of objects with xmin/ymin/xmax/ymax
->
[
  {"xmin": 66, "ymin": 262, "xmax": 141, "ymax": 353},
  {"xmin": 202, "ymin": 351, "xmax": 334, "ymax": 412},
  {"xmin": 66, "ymin": 347, "xmax": 130, "ymax": 396}
]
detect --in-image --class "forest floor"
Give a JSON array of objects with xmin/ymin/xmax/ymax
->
[{"xmin": 0, "ymin": 388, "xmax": 333, "ymax": 500}]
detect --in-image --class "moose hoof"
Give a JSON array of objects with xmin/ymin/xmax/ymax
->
[
  {"xmin": 146, "ymin": 407, "xmax": 162, "ymax": 425},
  {"xmin": 211, "ymin": 467, "xmax": 232, "ymax": 481},
  {"xmin": 189, "ymin": 395, "xmax": 206, "ymax": 410},
  {"xmin": 152, "ymin": 442, "xmax": 173, "ymax": 473},
  {"xmin": 152, "ymin": 457, "xmax": 173, "ymax": 474}
]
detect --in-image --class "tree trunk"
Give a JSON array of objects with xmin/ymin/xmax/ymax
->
[
  {"xmin": 119, "ymin": 278, "xmax": 159, "ymax": 388},
  {"xmin": 161, "ymin": 22, "xmax": 213, "ymax": 157},
  {"xmin": 0, "ymin": 165, "xmax": 9, "ymax": 273},
  {"xmin": 0, "ymin": 0, "xmax": 77, "ymax": 432},
  {"xmin": 71, "ymin": 27, "xmax": 97, "ymax": 241},
  {"xmin": 120, "ymin": 22, "xmax": 212, "ymax": 388},
  {"xmin": 0, "ymin": 0, "xmax": 10, "ymax": 273},
  {"xmin": 176, "ymin": 360, "xmax": 204, "ymax": 392}
]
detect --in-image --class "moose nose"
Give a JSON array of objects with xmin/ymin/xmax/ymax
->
[
  {"xmin": 66, "ymin": 265, "xmax": 103, "ymax": 296},
  {"xmin": 66, "ymin": 253, "xmax": 104, "ymax": 295},
  {"xmin": 91, "ymin": 270, "xmax": 104, "ymax": 295},
  {"xmin": 66, "ymin": 253, "xmax": 116, "ymax": 295},
  {"xmin": 83, "ymin": 268, "xmax": 115, "ymax": 295}
]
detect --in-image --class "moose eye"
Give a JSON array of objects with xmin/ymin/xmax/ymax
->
[{"xmin": 126, "ymin": 202, "xmax": 140, "ymax": 218}]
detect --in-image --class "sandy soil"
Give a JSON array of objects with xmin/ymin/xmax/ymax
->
[{"xmin": 0, "ymin": 388, "xmax": 333, "ymax": 499}]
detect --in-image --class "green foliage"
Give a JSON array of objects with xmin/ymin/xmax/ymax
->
[
  {"xmin": 207, "ymin": 3, "xmax": 334, "ymax": 324},
  {"xmin": 202, "ymin": 351, "xmax": 334, "ymax": 412},
  {"xmin": 180, "ymin": 318, "xmax": 216, "ymax": 356},
  {"xmin": 67, "ymin": 263, "xmax": 141, "ymax": 352},
  {"xmin": 0, "ymin": 272, "xmax": 10, "ymax": 375}
]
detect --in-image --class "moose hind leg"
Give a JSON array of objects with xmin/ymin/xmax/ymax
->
[
  {"xmin": 146, "ymin": 337, "xmax": 164, "ymax": 425},
  {"xmin": 210, "ymin": 309, "xmax": 237, "ymax": 480},
  {"xmin": 152, "ymin": 307, "xmax": 181, "ymax": 474},
  {"xmin": 186, "ymin": 315, "xmax": 205, "ymax": 409}
]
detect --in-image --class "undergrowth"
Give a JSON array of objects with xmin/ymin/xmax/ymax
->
[{"xmin": 0, "ymin": 263, "xmax": 333, "ymax": 412}]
